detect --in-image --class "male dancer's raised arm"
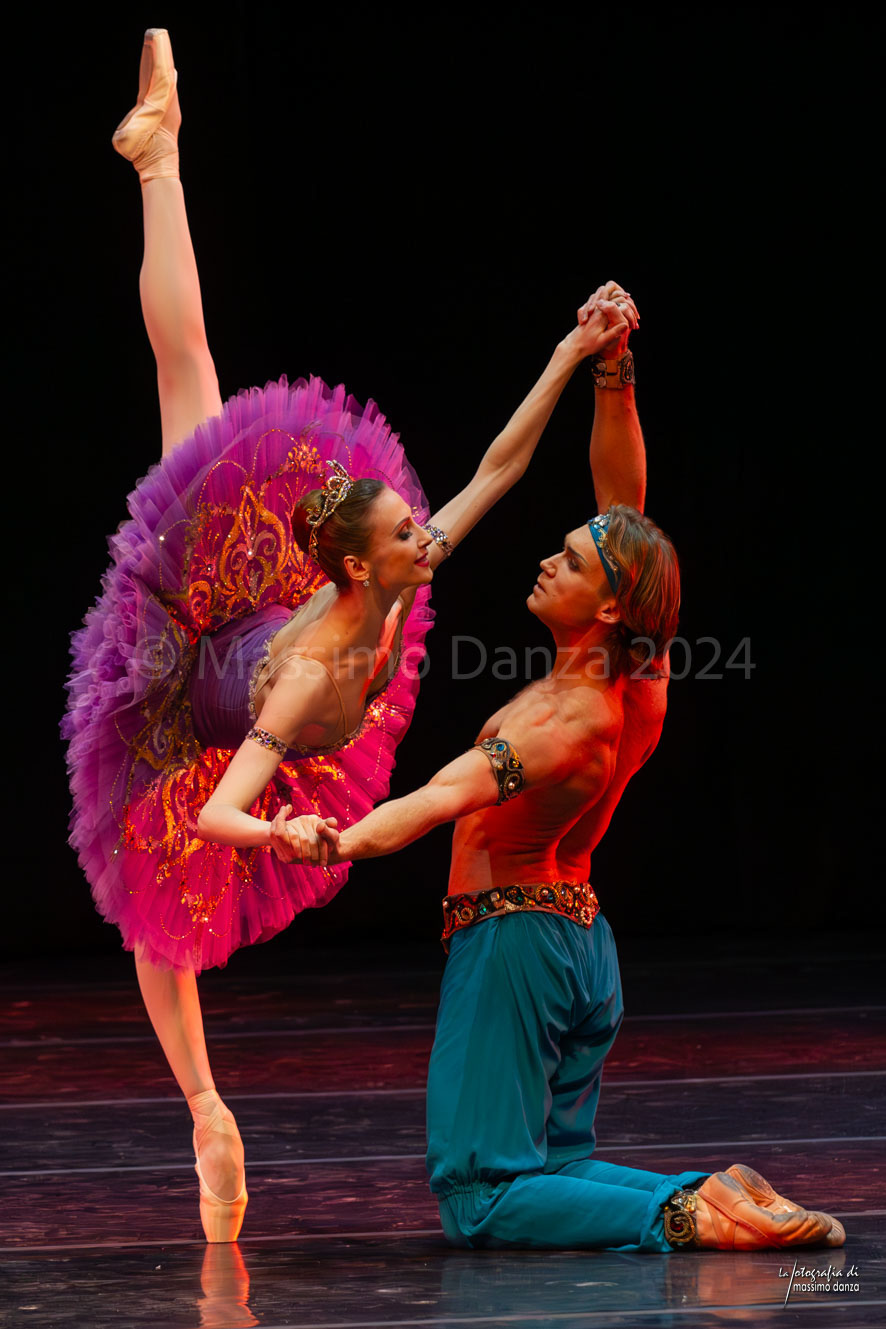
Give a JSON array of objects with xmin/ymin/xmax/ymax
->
[{"xmin": 580, "ymin": 279, "xmax": 646, "ymax": 512}]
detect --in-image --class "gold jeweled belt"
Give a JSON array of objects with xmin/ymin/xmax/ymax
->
[{"xmin": 441, "ymin": 881, "xmax": 600, "ymax": 951}]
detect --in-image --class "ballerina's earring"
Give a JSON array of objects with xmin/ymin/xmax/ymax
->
[{"xmin": 362, "ymin": 578, "xmax": 371, "ymax": 590}]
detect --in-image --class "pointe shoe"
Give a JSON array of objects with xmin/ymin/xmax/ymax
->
[
  {"xmin": 726, "ymin": 1163, "xmax": 846, "ymax": 1245},
  {"xmin": 688, "ymin": 1172, "xmax": 843, "ymax": 1250},
  {"xmin": 112, "ymin": 28, "xmax": 180, "ymax": 182},
  {"xmin": 189, "ymin": 1089, "xmax": 248, "ymax": 1244}
]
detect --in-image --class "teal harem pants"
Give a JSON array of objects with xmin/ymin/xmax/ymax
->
[{"xmin": 425, "ymin": 911, "xmax": 708, "ymax": 1250}]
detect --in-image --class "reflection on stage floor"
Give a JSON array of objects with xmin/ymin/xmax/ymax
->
[{"xmin": 1, "ymin": 931, "xmax": 883, "ymax": 1328}]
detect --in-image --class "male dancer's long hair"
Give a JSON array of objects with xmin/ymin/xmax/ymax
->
[{"xmin": 603, "ymin": 505, "xmax": 680, "ymax": 678}]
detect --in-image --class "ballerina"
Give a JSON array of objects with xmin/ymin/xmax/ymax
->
[{"xmin": 63, "ymin": 28, "xmax": 633, "ymax": 1243}]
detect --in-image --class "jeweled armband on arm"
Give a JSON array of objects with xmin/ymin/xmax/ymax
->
[
  {"xmin": 425, "ymin": 524, "xmax": 454, "ymax": 559},
  {"xmin": 474, "ymin": 737, "xmax": 525, "ymax": 803},
  {"xmin": 246, "ymin": 726, "xmax": 288, "ymax": 758}
]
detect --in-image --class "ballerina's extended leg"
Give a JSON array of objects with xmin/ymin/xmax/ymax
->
[{"xmin": 115, "ymin": 27, "xmax": 223, "ymax": 453}]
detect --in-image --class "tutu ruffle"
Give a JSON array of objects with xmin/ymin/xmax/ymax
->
[{"xmin": 64, "ymin": 376, "xmax": 433, "ymax": 972}]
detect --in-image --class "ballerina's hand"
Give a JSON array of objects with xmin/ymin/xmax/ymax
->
[
  {"xmin": 577, "ymin": 280, "xmax": 640, "ymax": 329},
  {"xmin": 269, "ymin": 805, "xmax": 340, "ymax": 865},
  {"xmin": 569, "ymin": 280, "xmax": 639, "ymax": 360}
]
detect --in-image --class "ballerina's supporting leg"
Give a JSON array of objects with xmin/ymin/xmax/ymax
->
[
  {"xmin": 135, "ymin": 950, "xmax": 247, "ymax": 1240},
  {"xmin": 120, "ymin": 30, "xmax": 243, "ymax": 1240}
]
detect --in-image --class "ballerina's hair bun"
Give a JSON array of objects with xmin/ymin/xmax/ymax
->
[{"xmin": 292, "ymin": 478, "xmax": 386, "ymax": 587}]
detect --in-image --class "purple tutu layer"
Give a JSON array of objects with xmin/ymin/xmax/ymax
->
[{"xmin": 64, "ymin": 376, "xmax": 433, "ymax": 972}]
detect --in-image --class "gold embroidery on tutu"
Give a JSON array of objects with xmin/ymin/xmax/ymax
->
[
  {"xmin": 122, "ymin": 743, "xmax": 344, "ymax": 934},
  {"xmin": 161, "ymin": 430, "xmax": 327, "ymax": 637}
]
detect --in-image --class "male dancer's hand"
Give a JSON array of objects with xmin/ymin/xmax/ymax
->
[
  {"xmin": 269, "ymin": 806, "xmax": 340, "ymax": 865},
  {"xmin": 570, "ymin": 280, "xmax": 639, "ymax": 363},
  {"xmin": 578, "ymin": 279, "xmax": 640, "ymax": 329}
]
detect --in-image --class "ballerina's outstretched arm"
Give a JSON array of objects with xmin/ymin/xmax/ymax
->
[
  {"xmin": 418, "ymin": 295, "xmax": 635, "ymax": 571},
  {"xmin": 114, "ymin": 28, "xmax": 223, "ymax": 454}
]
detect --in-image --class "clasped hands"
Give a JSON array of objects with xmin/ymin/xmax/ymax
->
[
  {"xmin": 269, "ymin": 805, "xmax": 342, "ymax": 865},
  {"xmin": 568, "ymin": 278, "xmax": 640, "ymax": 360}
]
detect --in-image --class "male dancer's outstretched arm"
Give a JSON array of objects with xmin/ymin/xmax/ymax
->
[{"xmin": 282, "ymin": 699, "xmax": 608, "ymax": 865}]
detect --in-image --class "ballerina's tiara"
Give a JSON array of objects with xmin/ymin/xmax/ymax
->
[
  {"xmin": 307, "ymin": 460, "xmax": 355, "ymax": 562},
  {"xmin": 588, "ymin": 511, "xmax": 621, "ymax": 594}
]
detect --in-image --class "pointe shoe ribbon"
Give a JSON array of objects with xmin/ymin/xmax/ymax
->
[
  {"xmin": 189, "ymin": 1089, "xmax": 248, "ymax": 1244},
  {"xmin": 112, "ymin": 28, "xmax": 180, "ymax": 183},
  {"xmin": 666, "ymin": 1172, "xmax": 844, "ymax": 1250}
]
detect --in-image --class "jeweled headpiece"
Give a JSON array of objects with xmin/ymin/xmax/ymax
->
[
  {"xmin": 306, "ymin": 460, "xmax": 355, "ymax": 562},
  {"xmin": 588, "ymin": 511, "xmax": 621, "ymax": 594}
]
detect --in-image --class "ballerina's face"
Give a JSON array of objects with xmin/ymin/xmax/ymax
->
[{"xmin": 365, "ymin": 488, "xmax": 434, "ymax": 591}]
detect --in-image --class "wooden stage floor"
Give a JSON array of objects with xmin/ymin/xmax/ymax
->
[{"xmin": 1, "ymin": 930, "xmax": 883, "ymax": 1328}]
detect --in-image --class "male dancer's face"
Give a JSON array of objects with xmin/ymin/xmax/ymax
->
[{"xmin": 527, "ymin": 525, "xmax": 616, "ymax": 633}]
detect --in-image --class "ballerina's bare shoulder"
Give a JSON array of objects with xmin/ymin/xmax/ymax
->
[{"xmin": 252, "ymin": 586, "xmax": 405, "ymax": 748}]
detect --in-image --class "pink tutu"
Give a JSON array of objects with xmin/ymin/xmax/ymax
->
[{"xmin": 63, "ymin": 376, "xmax": 433, "ymax": 972}]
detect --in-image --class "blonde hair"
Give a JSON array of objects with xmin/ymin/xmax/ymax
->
[{"xmin": 603, "ymin": 504, "xmax": 680, "ymax": 677}]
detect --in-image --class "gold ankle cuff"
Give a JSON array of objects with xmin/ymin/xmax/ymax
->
[{"xmin": 664, "ymin": 1189, "xmax": 700, "ymax": 1248}]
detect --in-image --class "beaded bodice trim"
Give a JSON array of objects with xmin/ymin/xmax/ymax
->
[{"xmin": 441, "ymin": 881, "xmax": 600, "ymax": 951}]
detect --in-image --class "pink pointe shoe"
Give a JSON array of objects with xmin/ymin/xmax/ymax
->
[
  {"xmin": 112, "ymin": 28, "xmax": 180, "ymax": 182},
  {"xmin": 189, "ymin": 1089, "xmax": 248, "ymax": 1243}
]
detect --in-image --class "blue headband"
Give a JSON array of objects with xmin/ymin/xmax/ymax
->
[{"xmin": 588, "ymin": 512, "xmax": 621, "ymax": 594}]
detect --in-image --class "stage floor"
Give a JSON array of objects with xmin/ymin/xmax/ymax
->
[{"xmin": 1, "ymin": 930, "xmax": 883, "ymax": 1328}]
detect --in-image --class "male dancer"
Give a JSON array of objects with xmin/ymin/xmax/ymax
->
[{"xmin": 276, "ymin": 284, "xmax": 844, "ymax": 1253}]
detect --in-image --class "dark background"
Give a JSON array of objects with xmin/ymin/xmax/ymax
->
[{"xmin": 6, "ymin": 5, "xmax": 879, "ymax": 965}]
